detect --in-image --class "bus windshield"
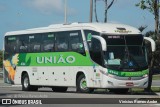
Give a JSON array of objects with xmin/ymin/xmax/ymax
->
[{"xmin": 102, "ymin": 34, "xmax": 148, "ymax": 71}]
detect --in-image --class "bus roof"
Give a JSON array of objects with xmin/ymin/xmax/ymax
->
[{"xmin": 5, "ymin": 22, "xmax": 141, "ymax": 36}]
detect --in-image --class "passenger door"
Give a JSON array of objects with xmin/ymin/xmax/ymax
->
[{"xmin": 90, "ymin": 37, "xmax": 104, "ymax": 87}]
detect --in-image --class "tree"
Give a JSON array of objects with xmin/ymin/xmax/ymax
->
[
  {"xmin": 136, "ymin": 0, "xmax": 160, "ymax": 40},
  {"xmin": 138, "ymin": 25, "xmax": 148, "ymax": 32},
  {"xmin": 136, "ymin": 0, "xmax": 160, "ymax": 92},
  {"xmin": 104, "ymin": 0, "xmax": 114, "ymax": 22},
  {"xmin": 94, "ymin": 0, "xmax": 114, "ymax": 22},
  {"xmin": 145, "ymin": 31, "xmax": 155, "ymax": 37}
]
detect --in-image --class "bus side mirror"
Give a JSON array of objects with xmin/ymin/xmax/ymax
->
[
  {"xmin": 144, "ymin": 37, "xmax": 156, "ymax": 52},
  {"xmin": 92, "ymin": 35, "xmax": 107, "ymax": 51}
]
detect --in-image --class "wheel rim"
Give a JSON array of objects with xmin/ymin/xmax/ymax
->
[
  {"xmin": 24, "ymin": 77, "xmax": 29, "ymax": 88},
  {"xmin": 80, "ymin": 78, "xmax": 88, "ymax": 90}
]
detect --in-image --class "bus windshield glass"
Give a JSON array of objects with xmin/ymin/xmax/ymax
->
[{"xmin": 102, "ymin": 34, "xmax": 148, "ymax": 71}]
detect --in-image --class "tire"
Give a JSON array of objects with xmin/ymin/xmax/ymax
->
[
  {"xmin": 31, "ymin": 86, "xmax": 38, "ymax": 91},
  {"xmin": 109, "ymin": 88, "xmax": 129, "ymax": 94},
  {"xmin": 76, "ymin": 74, "xmax": 94, "ymax": 93},
  {"xmin": 52, "ymin": 87, "xmax": 68, "ymax": 92},
  {"xmin": 22, "ymin": 73, "xmax": 38, "ymax": 91}
]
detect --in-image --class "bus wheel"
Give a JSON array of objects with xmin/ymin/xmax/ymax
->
[
  {"xmin": 52, "ymin": 87, "xmax": 68, "ymax": 92},
  {"xmin": 31, "ymin": 86, "xmax": 38, "ymax": 91},
  {"xmin": 109, "ymin": 88, "xmax": 129, "ymax": 94},
  {"xmin": 76, "ymin": 74, "xmax": 94, "ymax": 93},
  {"xmin": 22, "ymin": 73, "xmax": 38, "ymax": 91}
]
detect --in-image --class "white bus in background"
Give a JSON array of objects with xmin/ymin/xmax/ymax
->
[{"xmin": 3, "ymin": 22, "xmax": 156, "ymax": 93}]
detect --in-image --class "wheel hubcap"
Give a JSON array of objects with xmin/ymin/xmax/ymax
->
[
  {"xmin": 24, "ymin": 77, "xmax": 29, "ymax": 88},
  {"xmin": 80, "ymin": 78, "xmax": 88, "ymax": 90}
]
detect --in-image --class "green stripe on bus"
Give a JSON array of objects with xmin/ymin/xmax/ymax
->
[
  {"xmin": 108, "ymin": 69, "xmax": 149, "ymax": 77},
  {"xmin": 18, "ymin": 52, "xmax": 94, "ymax": 66}
]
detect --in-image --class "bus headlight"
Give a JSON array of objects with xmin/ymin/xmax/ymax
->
[
  {"xmin": 99, "ymin": 70, "xmax": 115, "ymax": 78},
  {"xmin": 108, "ymin": 74, "xmax": 114, "ymax": 78},
  {"xmin": 100, "ymin": 70, "xmax": 108, "ymax": 76},
  {"xmin": 143, "ymin": 74, "xmax": 148, "ymax": 78}
]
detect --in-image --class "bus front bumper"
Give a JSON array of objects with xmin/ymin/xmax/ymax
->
[{"xmin": 102, "ymin": 76, "xmax": 148, "ymax": 88}]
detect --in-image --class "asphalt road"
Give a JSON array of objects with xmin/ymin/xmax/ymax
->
[
  {"xmin": 0, "ymin": 72, "xmax": 159, "ymax": 107},
  {"xmin": 0, "ymin": 87, "xmax": 160, "ymax": 107},
  {"xmin": 152, "ymin": 80, "xmax": 160, "ymax": 87}
]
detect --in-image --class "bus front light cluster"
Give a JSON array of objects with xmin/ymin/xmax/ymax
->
[
  {"xmin": 108, "ymin": 74, "xmax": 114, "ymax": 78},
  {"xmin": 100, "ymin": 70, "xmax": 108, "ymax": 76},
  {"xmin": 142, "ymin": 74, "xmax": 148, "ymax": 78},
  {"xmin": 99, "ymin": 70, "xmax": 115, "ymax": 78}
]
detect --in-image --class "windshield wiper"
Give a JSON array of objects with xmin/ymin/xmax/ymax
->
[
  {"xmin": 128, "ymin": 53, "xmax": 140, "ymax": 68},
  {"xmin": 118, "ymin": 46, "xmax": 140, "ymax": 70},
  {"xmin": 118, "ymin": 46, "xmax": 130, "ymax": 70}
]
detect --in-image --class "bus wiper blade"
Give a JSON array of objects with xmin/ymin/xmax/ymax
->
[
  {"xmin": 118, "ymin": 60, "xmax": 127, "ymax": 70},
  {"xmin": 129, "ymin": 54, "xmax": 140, "ymax": 68}
]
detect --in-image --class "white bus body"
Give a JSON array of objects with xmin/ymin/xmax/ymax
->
[{"xmin": 3, "ymin": 23, "xmax": 154, "ymax": 93}]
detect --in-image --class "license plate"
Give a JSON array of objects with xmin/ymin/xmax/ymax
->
[{"xmin": 126, "ymin": 82, "xmax": 134, "ymax": 86}]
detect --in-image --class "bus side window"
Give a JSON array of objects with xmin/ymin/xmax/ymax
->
[
  {"xmin": 55, "ymin": 32, "xmax": 69, "ymax": 52},
  {"xmin": 28, "ymin": 34, "xmax": 42, "ymax": 53},
  {"xmin": 18, "ymin": 35, "xmax": 29, "ymax": 53},
  {"xmin": 84, "ymin": 30, "xmax": 100, "ymax": 50},
  {"xmin": 69, "ymin": 31, "xmax": 85, "ymax": 55},
  {"xmin": 42, "ymin": 33, "xmax": 55, "ymax": 52},
  {"xmin": 90, "ymin": 38, "xmax": 103, "ymax": 66},
  {"xmin": 5, "ymin": 36, "xmax": 17, "ymax": 54}
]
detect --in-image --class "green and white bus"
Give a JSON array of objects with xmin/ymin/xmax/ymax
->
[{"xmin": 3, "ymin": 22, "xmax": 156, "ymax": 93}]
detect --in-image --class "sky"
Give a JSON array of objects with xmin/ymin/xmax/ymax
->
[{"xmin": 0, "ymin": 0, "xmax": 155, "ymax": 50}]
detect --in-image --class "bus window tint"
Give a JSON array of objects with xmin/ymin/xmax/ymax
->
[
  {"xmin": 90, "ymin": 38, "xmax": 103, "ymax": 66},
  {"xmin": 18, "ymin": 35, "xmax": 28, "ymax": 53},
  {"xmin": 84, "ymin": 30, "xmax": 100, "ymax": 50},
  {"xmin": 5, "ymin": 36, "xmax": 17, "ymax": 54},
  {"xmin": 42, "ymin": 33, "xmax": 55, "ymax": 52},
  {"xmin": 29, "ymin": 34, "xmax": 42, "ymax": 52},
  {"xmin": 55, "ymin": 32, "xmax": 69, "ymax": 52},
  {"xmin": 69, "ymin": 31, "xmax": 85, "ymax": 54},
  {"xmin": 84, "ymin": 30, "xmax": 100, "ymax": 39},
  {"xmin": 125, "ymin": 35, "xmax": 143, "ymax": 45},
  {"xmin": 103, "ymin": 35, "xmax": 125, "ymax": 45}
]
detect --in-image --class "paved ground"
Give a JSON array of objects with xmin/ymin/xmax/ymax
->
[
  {"xmin": 0, "ymin": 75, "xmax": 160, "ymax": 107},
  {"xmin": 0, "ymin": 87, "xmax": 160, "ymax": 107},
  {"xmin": 152, "ymin": 80, "xmax": 160, "ymax": 87},
  {"xmin": 0, "ymin": 87, "xmax": 159, "ymax": 98},
  {"xmin": 0, "ymin": 80, "xmax": 159, "ymax": 88}
]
